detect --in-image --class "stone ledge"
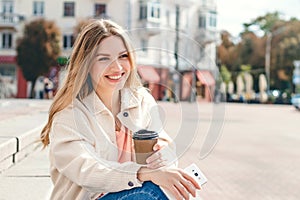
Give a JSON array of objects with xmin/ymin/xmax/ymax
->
[{"xmin": 0, "ymin": 126, "xmax": 44, "ymax": 173}]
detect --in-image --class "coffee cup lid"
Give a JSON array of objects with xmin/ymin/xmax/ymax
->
[{"xmin": 133, "ymin": 129, "xmax": 158, "ymax": 140}]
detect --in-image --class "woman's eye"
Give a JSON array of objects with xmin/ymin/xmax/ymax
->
[
  {"xmin": 119, "ymin": 54, "xmax": 129, "ymax": 59},
  {"xmin": 98, "ymin": 57, "xmax": 109, "ymax": 61}
]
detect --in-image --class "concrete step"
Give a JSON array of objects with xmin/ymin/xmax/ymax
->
[
  {"xmin": 0, "ymin": 115, "xmax": 48, "ymax": 172},
  {"xmin": 0, "ymin": 146, "xmax": 52, "ymax": 200},
  {"xmin": 0, "ymin": 137, "xmax": 17, "ymax": 172},
  {"xmin": 0, "ymin": 99, "xmax": 51, "ymax": 173}
]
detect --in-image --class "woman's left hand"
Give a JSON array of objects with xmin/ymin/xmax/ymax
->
[{"xmin": 146, "ymin": 139, "xmax": 177, "ymax": 169}]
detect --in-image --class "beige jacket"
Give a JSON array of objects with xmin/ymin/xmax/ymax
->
[{"xmin": 49, "ymin": 87, "xmax": 174, "ymax": 200}]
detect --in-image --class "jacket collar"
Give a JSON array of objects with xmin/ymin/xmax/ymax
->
[
  {"xmin": 120, "ymin": 88, "xmax": 140, "ymax": 111},
  {"xmin": 81, "ymin": 88, "xmax": 140, "ymax": 114}
]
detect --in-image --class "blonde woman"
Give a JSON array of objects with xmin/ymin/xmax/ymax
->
[{"xmin": 41, "ymin": 19, "xmax": 200, "ymax": 200}]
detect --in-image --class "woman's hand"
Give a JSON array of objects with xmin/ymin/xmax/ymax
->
[
  {"xmin": 146, "ymin": 139, "xmax": 177, "ymax": 169},
  {"xmin": 137, "ymin": 167, "xmax": 201, "ymax": 200}
]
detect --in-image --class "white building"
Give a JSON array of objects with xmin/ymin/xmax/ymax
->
[{"xmin": 0, "ymin": 0, "xmax": 218, "ymax": 100}]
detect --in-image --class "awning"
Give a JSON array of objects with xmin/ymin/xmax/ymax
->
[
  {"xmin": 137, "ymin": 65, "xmax": 160, "ymax": 83},
  {"xmin": 0, "ymin": 55, "xmax": 16, "ymax": 63},
  {"xmin": 196, "ymin": 70, "xmax": 215, "ymax": 86}
]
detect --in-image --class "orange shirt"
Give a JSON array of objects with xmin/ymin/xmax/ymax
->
[
  {"xmin": 115, "ymin": 126, "xmax": 134, "ymax": 163},
  {"xmin": 96, "ymin": 127, "xmax": 134, "ymax": 199}
]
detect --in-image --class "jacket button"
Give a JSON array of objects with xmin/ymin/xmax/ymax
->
[
  {"xmin": 128, "ymin": 181, "xmax": 134, "ymax": 187},
  {"xmin": 123, "ymin": 112, "xmax": 128, "ymax": 117}
]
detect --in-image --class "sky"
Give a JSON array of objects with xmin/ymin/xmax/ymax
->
[{"xmin": 216, "ymin": 0, "xmax": 300, "ymax": 37}]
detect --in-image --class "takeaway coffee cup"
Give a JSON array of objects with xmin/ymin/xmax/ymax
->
[{"xmin": 133, "ymin": 129, "xmax": 159, "ymax": 165}]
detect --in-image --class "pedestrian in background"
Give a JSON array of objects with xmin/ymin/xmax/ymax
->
[
  {"xmin": 34, "ymin": 76, "xmax": 44, "ymax": 99},
  {"xmin": 43, "ymin": 77, "xmax": 54, "ymax": 99},
  {"xmin": 40, "ymin": 19, "xmax": 200, "ymax": 200}
]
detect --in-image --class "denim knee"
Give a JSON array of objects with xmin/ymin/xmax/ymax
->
[
  {"xmin": 120, "ymin": 181, "xmax": 168, "ymax": 200},
  {"xmin": 99, "ymin": 181, "xmax": 168, "ymax": 200}
]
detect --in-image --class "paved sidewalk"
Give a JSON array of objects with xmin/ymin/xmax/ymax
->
[
  {"xmin": 0, "ymin": 99, "xmax": 51, "ymax": 172},
  {"xmin": 0, "ymin": 147, "xmax": 52, "ymax": 199},
  {"xmin": 1, "ymin": 100, "xmax": 300, "ymax": 200},
  {"xmin": 0, "ymin": 99, "xmax": 52, "ymax": 200}
]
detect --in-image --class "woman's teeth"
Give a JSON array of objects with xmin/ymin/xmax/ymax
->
[{"xmin": 108, "ymin": 74, "xmax": 122, "ymax": 80}]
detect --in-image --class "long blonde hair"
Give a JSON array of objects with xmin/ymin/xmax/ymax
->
[{"xmin": 40, "ymin": 19, "xmax": 141, "ymax": 146}]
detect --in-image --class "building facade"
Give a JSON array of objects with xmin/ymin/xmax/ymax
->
[{"xmin": 0, "ymin": 0, "xmax": 218, "ymax": 100}]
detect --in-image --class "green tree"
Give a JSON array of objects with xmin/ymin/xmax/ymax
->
[
  {"xmin": 16, "ymin": 18, "xmax": 61, "ymax": 98},
  {"xmin": 242, "ymin": 12, "xmax": 300, "ymax": 91},
  {"xmin": 239, "ymin": 32, "xmax": 265, "ymax": 70},
  {"xmin": 243, "ymin": 11, "xmax": 282, "ymax": 34},
  {"xmin": 231, "ymin": 12, "xmax": 300, "ymax": 92},
  {"xmin": 217, "ymin": 31, "xmax": 240, "ymax": 71},
  {"xmin": 273, "ymin": 20, "xmax": 300, "ymax": 91}
]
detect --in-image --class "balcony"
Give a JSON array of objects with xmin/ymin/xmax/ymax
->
[
  {"xmin": 0, "ymin": 13, "xmax": 25, "ymax": 28},
  {"xmin": 138, "ymin": 19, "xmax": 161, "ymax": 36},
  {"xmin": 137, "ymin": 2, "xmax": 161, "ymax": 36},
  {"xmin": 195, "ymin": 28, "xmax": 218, "ymax": 44}
]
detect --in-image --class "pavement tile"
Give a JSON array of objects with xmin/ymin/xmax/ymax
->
[
  {"xmin": 1, "ymin": 101, "xmax": 300, "ymax": 200},
  {"xmin": 0, "ymin": 147, "xmax": 52, "ymax": 200}
]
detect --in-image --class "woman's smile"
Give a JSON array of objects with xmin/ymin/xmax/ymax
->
[{"xmin": 105, "ymin": 72, "xmax": 126, "ymax": 81}]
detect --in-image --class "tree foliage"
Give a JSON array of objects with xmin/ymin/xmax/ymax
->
[
  {"xmin": 243, "ymin": 11, "xmax": 282, "ymax": 34},
  {"xmin": 239, "ymin": 32, "xmax": 265, "ymax": 68},
  {"xmin": 16, "ymin": 18, "xmax": 61, "ymax": 97},
  {"xmin": 217, "ymin": 12, "xmax": 300, "ymax": 93},
  {"xmin": 217, "ymin": 31, "xmax": 237, "ymax": 69},
  {"xmin": 271, "ymin": 20, "xmax": 300, "ymax": 90}
]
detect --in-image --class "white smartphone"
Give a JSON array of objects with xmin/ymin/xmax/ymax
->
[
  {"xmin": 160, "ymin": 163, "xmax": 207, "ymax": 200},
  {"xmin": 184, "ymin": 163, "xmax": 208, "ymax": 186}
]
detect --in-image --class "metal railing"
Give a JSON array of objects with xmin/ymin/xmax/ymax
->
[{"xmin": 0, "ymin": 13, "xmax": 25, "ymax": 26}]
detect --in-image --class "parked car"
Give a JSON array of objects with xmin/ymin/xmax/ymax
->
[
  {"xmin": 267, "ymin": 90, "xmax": 291, "ymax": 105},
  {"xmin": 291, "ymin": 94, "xmax": 300, "ymax": 110}
]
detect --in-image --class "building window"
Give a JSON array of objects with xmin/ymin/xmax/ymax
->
[
  {"xmin": 2, "ymin": 33, "xmax": 12, "ymax": 49},
  {"xmin": 199, "ymin": 15, "xmax": 206, "ymax": 28},
  {"xmin": 139, "ymin": 2, "xmax": 160, "ymax": 21},
  {"xmin": 199, "ymin": 11, "xmax": 216, "ymax": 29},
  {"xmin": 149, "ymin": 2, "xmax": 160, "ymax": 20},
  {"xmin": 139, "ymin": 4, "xmax": 147, "ymax": 20},
  {"xmin": 0, "ymin": 64, "xmax": 15, "ymax": 77},
  {"xmin": 64, "ymin": 2, "xmax": 75, "ymax": 17},
  {"xmin": 209, "ymin": 11, "xmax": 217, "ymax": 28},
  {"xmin": 33, "ymin": 1, "xmax": 44, "ymax": 16},
  {"xmin": 2, "ymin": 1, "xmax": 13, "ymax": 13},
  {"xmin": 95, "ymin": 4, "xmax": 106, "ymax": 17},
  {"xmin": 141, "ymin": 39, "xmax": 148, "ymax": 52},
  {"xmin": 63, "ymin": 34, "xmax": 74, "ymax": 49}
]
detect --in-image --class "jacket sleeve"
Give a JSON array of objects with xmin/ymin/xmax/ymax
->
[{"xmin": 49, "ymin": 122, "xmax": 142, "ymax": 193}]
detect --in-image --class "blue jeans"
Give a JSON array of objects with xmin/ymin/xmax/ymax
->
[{"xmin": 98, "ymin": 181, "xmax": 169, "ymax": 200}]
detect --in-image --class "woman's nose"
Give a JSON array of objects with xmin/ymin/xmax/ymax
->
[{"xmin": 110, "ymin": 59, "xmax": 123, "ymax": 70}]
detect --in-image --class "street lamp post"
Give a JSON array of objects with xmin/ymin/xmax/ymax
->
[
  {"xmin": 174, "ymin": 4, "xmax": 179, "ymax": 72},
  {"xmin": 264, "ymin": 27, "xmax": 285, "ymax": 93},
  {"xmin": 173, "ymin": 4, "xmax": 180, "ymax": 103},
  {"xmin": 265, "ymin": 32, "xmax": 272, "ymax": 93}
]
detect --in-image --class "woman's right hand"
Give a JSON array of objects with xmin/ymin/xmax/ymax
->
[{"xmin": 137, "ymin": 167, "xmax": 201, "ymax": 200}]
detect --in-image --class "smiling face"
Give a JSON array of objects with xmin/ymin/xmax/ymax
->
[{"xmin": 90, "ymin": 36, "xmax": 131, "ymax": 95}]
